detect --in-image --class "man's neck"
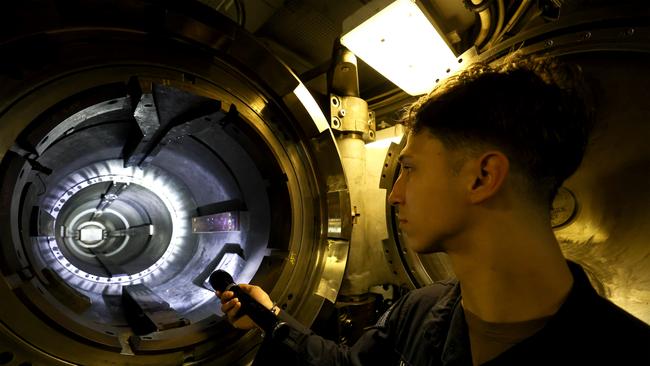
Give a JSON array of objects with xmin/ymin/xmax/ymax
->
[{"xmin": 447, "ymin": 212, "xmax": 574, "ymax": 323}]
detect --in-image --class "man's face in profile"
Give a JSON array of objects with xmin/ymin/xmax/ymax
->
[{"xmin": 388, "ymin": 131, "xmax": 470, "ymax": 254}]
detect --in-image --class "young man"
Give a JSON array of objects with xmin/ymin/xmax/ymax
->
[{"xmin": 218, "ymin": 56, "xmax": 650, "ymax": 365}]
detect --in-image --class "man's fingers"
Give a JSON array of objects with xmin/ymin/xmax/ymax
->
[
  {"xmin": 221, "ymin": 298, "xmax": 232, "ymax": 313},
  {"xmin": 237, "ymin": 283, "xmax": 254, "ymax": 293},
  {"xmin": 226, "ymin": 300, "xmax": 241, "ymax": 320},
  {"xmin": 221, "ymin": 297, "xmax": 241, "ymax": 319},
  {"xmin": 221, "ymin": 297, "xmax": 236, "ymax": 311},
  {"xmin": 219, "ymin": 290, "xmax": 234, "ymax": 304},
  {"xmin": 215, "ymin": 285, "xmax": 265, "ymax": 330}
]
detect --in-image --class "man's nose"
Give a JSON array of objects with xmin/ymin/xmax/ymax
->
[{"xmin": 388, "ymin": 177, "xmax": 403, "ymax": 206}]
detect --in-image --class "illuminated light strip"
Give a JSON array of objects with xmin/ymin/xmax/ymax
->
[
  {"xmin": 293, "ymin": 83, "xmax": 330, "ymax": 133},
  {"xmin": 46, "ymin": 161, "xmax": 190, "ymax": 285}
]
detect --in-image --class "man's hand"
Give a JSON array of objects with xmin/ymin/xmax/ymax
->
[{"xmin": 217, "ymin": 284, "xmax": 275, "ymax": 330}]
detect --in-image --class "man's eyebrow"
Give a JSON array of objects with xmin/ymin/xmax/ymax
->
[{"xmin": 397, "ymin": 154, "xmax": 411, "ymax": 163}]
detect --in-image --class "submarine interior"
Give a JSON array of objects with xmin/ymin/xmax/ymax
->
[{"xmin": 0, "ymin": 0, "xmax": 648, "ymax": 365}]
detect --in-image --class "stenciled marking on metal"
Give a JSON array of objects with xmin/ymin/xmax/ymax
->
[{"xmin": 192, "ymin": 212, "xmax": 240, "ymax": 233}]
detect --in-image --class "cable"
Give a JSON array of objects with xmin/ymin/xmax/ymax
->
[
  {"xmin": 233, "ymin": 0, "xmax": 246, "ymax": 28},
  {"xmin": 216, "ymin": 0, "xmax": 246, "ymax": 28},
  {"xmin": 484, "ymin": 0, "xmax": 505, "ymax": 49},
  {"xmin": 493, "ymin": 0, "xmax": 533, "ymax": 44},
  {"xmin": 463, "ymin": 0, "xmax": 496, "ymax": 13},
  {"xmin": 366, "ymin": 87, "xmax": 403, "ymax": 104},
  {"xmin": 472, "ymin": 3, "xmax": 492, "ymax": 47}
]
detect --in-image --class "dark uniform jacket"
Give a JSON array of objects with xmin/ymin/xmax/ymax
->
[{"xmin": 254, "ymin": 261, "xmax": 650, "ymax": 365}]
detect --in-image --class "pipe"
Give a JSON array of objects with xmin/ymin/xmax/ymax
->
[
  {"xmin": 472, "ymin": 0, "xmax": 492, "ymax": 48},
  {"xmin": 494, "ymin": 0, "xmax": 533, "ymax": 44},
  {"xmin": 485, "ymin": 0, "xmax": 505, "ymax": 49}
]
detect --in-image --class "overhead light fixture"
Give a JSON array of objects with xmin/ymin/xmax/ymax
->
[{"xmin": 341, "ymin": 0, "xmax": 460, "ymax": 96}]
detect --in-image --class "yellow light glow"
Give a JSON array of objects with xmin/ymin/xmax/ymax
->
[
  {"xmin": 341, "ymin": 0, "xmax": 458, "ymax": 96},
  {"xmin": 366, "ymin": 123, "xmax": 405, "ymax": 148},
  {"xmin": 365, "ymin": 136, "xmax": 403, "ymax": 149}
]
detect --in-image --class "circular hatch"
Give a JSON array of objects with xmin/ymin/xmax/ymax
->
[{"xmin": 0, "ymin": 1, "xmax": 351, "ymax": 365}]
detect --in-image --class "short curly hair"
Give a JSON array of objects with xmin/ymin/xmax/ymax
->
[{"xmin": 403, "ymin": 54, "xmax": 594, "ymax": 206}]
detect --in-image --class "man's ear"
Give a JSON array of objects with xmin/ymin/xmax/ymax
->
[{"xmin": 467, "ymin": 151, "xmax": 509, "ymax": 204}]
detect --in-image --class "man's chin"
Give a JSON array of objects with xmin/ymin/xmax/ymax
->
[
  {"xmin": 411, "ymin": 246, "xmax": 444, "ymax": 254},
  {"xmin": 402, "ymin": 233, "xmax": 444, "ymax": 253},
  {"xmin": 406, "ymin": 239, "xmax": 444, "ymax": 254}
]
